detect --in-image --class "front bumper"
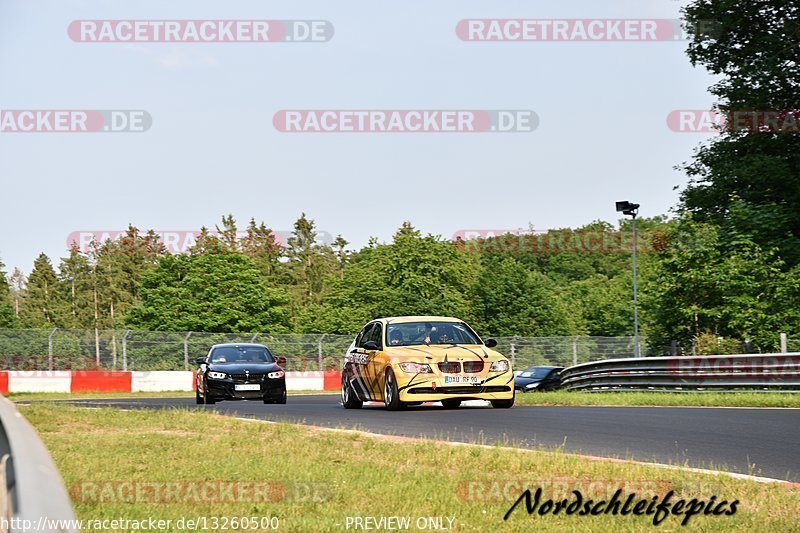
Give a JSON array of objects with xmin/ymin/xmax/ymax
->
[
  {"xmin": 397, "ymin": 369, "xmax": 514, "ymax": 402},
  {"xmin": 205, "ymin": 377, "xmax": 286, "ymax": 401},
  {"xmin": 515, "ymin": 381, "xmax": 540, "ymax": 392}
]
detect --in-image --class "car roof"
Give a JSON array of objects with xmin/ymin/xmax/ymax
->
[
  {"xmin": 524, "ymin": 365, "xmax": 564, "ymax": 370},
  {"xmin": 210, "ymin": 343, "xmax": 269, "ymax": 349},
  {"xmin": 379, "ymin": 316, "xmax": 464, "ymax": 324}
]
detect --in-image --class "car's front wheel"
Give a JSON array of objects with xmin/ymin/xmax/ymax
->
[
  {"xmin": 266, "ymin": 388, "xmax": 287, "ymax": 404},
  {"xmin": 342, "ymin": 374, "xmax": 363, "ymax": 409},
  {"xmin": 383, "ymin": 368, "xmax": 404, "ymax": 411},
  {"xmin": 491, "ymin": 397, "xmax": 514, "ymax": 408},
  {"xmin": 441, "ymin": 399, "xmax": 461, "ymax": 409},
  {"xmin": 197, "ymin": 380, "xmax": 215, "ymax": 404}
]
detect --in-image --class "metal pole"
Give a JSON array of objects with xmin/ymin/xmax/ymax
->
[
  {"xmin": 572, "ymin": 336, "xmax": 578, "ymax": 366},
  {"xmin": 183, "ymin": 332, "xmax": 193, "ymax": 371},
  {"xmin": 318, "ymin": 334, "xmax": 326, "ymax": 371},
  {"xmin": 112, "ymin": 332, "xmax": 118, "ymax": 369},
  {"xmin": 48, "ymin": 328, "xmax": 57, "ymax": 371},
  {"xmin": 780, "ymin": 333, "xmax": 788, "ymax": 354},
  {"xmin": 122, "ymin": 330, "xmax": 130, "ymax": 371},
  {"xmin": 632, "ymin": 214, "xmax": 640, "ymax": 357}
]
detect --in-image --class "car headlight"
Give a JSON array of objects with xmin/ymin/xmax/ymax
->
[
  {"xmin": 268, "ymin": 371, "xmax": 285, "ymax": 379},
  {"xmin": 525, "ymin": 382, "xmax": 539, "ymax": 389},
  {"xmin": 208, "ymin": 371, "xmax": 227, "ymax": 379},
  {"xmin": 398, "ymin": 362, "xmax": 433, "ymax": 374},
  {"xmin": 490, "ymin": 360, "xmax": 510, "ymax": 372}
]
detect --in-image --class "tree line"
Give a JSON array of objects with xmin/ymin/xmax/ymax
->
[{"xmin": 0, "ymin": 210, "xmax": 798, "ymax": 354}]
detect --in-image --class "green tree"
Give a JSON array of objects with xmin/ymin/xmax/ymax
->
[
  {"xmin": 91, "ymin": 226, "xmax": 166, "ymax": 329},
  {"xmin": 566, "ymin": 275, "xmax": 633, "ymax": 337},
  {"xmin": 331, "ymin": 235, "xmax": 350, "ymax": 278},
  {"xmin": 7, "ymin": 268, "xmax": 25, "ymax": 321},
  {"xmin": 680, "ymin": 0, "xmax": 800, "ymax": 264},
  {"xmin": 239, "ymin": 218, "xmax": 283, "ymax": 282},
  {"xmin": 127, "ymin": 253, "xmax": 291, "ymax": 333},
  {"xmin": 285, "ymin": 213, "xmax": 338, "ymax": 309},
  {"xmin": 298, "ymin": 223, "xmax": 479, "ymax": 334},
  {"xmin": 19, "ymin": 253, "xmax": 66, "ymax": 327},
  {"xmin": 0, "ymin": 258, "xmax": 15, "ymax": 327},
  {"xmin": 642, "ymin": 218, "xmax": 784, "ymax": 352},
  {"xmin": 57, "ymin": 245, "xmax": 94, "ymax": 329},
  {"xmin": 471, "ymin": 255, "xmax": 575, "ymax": 336}
]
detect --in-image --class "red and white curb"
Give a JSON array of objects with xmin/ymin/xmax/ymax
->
[{"xmin": 0, "ymin": 370, "xmax": 341, "ymax": 394}]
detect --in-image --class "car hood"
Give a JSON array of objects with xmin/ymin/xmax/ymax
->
[
  {"xmin": 385, "ymin": 344, "xmax": 505, "ymax": 362},
  {"xmin": 206, "ymin": 362, "xmax": 282, "ymax": 373},
  {"xmin": 514, "ymin": 376, "xmax": 545, "ymax": 384}
]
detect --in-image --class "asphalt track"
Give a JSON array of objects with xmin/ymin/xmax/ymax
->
[{"xmin": 63, "ymin": 395, "xmax": 800, "ymax": 482}]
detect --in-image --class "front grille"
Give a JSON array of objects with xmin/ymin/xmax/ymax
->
[
  {"xmin": 408, "ymin": 386, "xmax": 511, "ymax": 395},
  {"xmin": 230, "ymin": 373, "xmax": 266, "ymax": 383},
  {"xmin": 463, "ymin": 361, "xmax": 484, "ymax": 373},
  {"xmin": 438, "ymin": 362, "xmax": 461, "ymax": 373}
]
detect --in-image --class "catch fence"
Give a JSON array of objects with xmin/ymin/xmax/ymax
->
[{"xmin": 0, "ymin": 328, "xmax": 644, "ymax": 371}]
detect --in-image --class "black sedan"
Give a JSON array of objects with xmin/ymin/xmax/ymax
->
[
  {"xmin": 514, "ymin": 366, "xmax": 564, "ymax": 392},
  {"xmin": 195, "ymin": 343, "xmax": 287, "ymax": 405}
]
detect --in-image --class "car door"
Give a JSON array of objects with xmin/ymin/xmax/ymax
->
[
  {"xmin": 544, "ymin": 369, "xmax": 562, "ymax": 390},
  {"xmin": 348, "ymin": 323, "xmax": 376, "ymax": 400},
  {"xmin": 365, "ymin": 322, "xmax": 386, "ymax": 399},
  {"xmin": 196, "ymin": 351, "xmax": 211, "ymax": 393}
]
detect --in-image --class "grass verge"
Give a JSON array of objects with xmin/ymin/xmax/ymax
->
[
  {"xmin": 20, "ymin": 403, "xmax": 800, "ymax": 532},
  {"xmin": 513, "ymin": 390, "xmax": 800, "ymax": 408}
]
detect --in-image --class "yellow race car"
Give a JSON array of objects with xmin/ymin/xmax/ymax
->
[{"xmin": 341, "ymin": 316, "xmax": 514, "ymax": 410}]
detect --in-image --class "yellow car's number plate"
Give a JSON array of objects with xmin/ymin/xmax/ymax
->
[{"xmin": 444, "ymin": 375, "xmax": 482, "ymax": 385}]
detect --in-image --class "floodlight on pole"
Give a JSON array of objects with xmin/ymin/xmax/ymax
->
[{"xmin": 616, "ymin": 200, "xmax": 641, "ymax": 357}]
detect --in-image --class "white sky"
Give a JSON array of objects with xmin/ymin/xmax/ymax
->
[{"xmin": 0, "ymin": 0, "xmax": 716, "ymax": 273}]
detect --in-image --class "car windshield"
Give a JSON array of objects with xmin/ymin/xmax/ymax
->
[
  {"xmin": 520, "ymin": 367, "xmax": 556, "ymax": 379},
  {"xmin": 210, "ymin": 346, "xmax": 274, "ymax": 364},
  {"xmin": 385, "ymin": 321, "xmax": 481, "ymax": 347}
]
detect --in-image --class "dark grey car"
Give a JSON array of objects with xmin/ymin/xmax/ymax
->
[
  {"xmin": 514, "ymin": 366, "xmax": 564, "ymax": 392},
  {"xmin": 195, "ymin": 343, "xmax": 287, "ymax": 404}
]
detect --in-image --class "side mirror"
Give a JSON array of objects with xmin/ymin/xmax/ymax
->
[
  {"xmin": 195, "ymin": 357, "xmax": 207, "ymax": 365},
  {"xmin": 363, "ymin": 341, "xmax": 379, "ymax": 351},
  {"xmin": 276, "ymin": 356, "xmax": 287, "ymax": 367},
  {"xmin": 483, "ymin": 338, "xmax": 498, "ymax": 348}
]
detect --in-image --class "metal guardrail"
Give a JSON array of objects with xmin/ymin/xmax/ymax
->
[
  {"xmin": 561, "ymin": 353, "xmax": 800, "ymax": 392},
  {"xmin": 0, "ymin": 397, "xmax": 77, "ymax": 532}
]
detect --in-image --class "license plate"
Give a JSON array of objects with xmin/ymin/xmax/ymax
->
[
  {"xmin": 235, "ymin": 384, "xmax": 261, "ymax": 391},
  {"xmin": 444, "ymin": 375, "xmax": 482, "ymax": 385}
]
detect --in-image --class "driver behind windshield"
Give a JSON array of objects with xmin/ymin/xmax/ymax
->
[
  {"xmin": 389, "ymin": 329, "xmax": 404, "ymax": 345},
  {"xmin": 424, "ymin": 325, "xmax": 454, "ymax": 344}
]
